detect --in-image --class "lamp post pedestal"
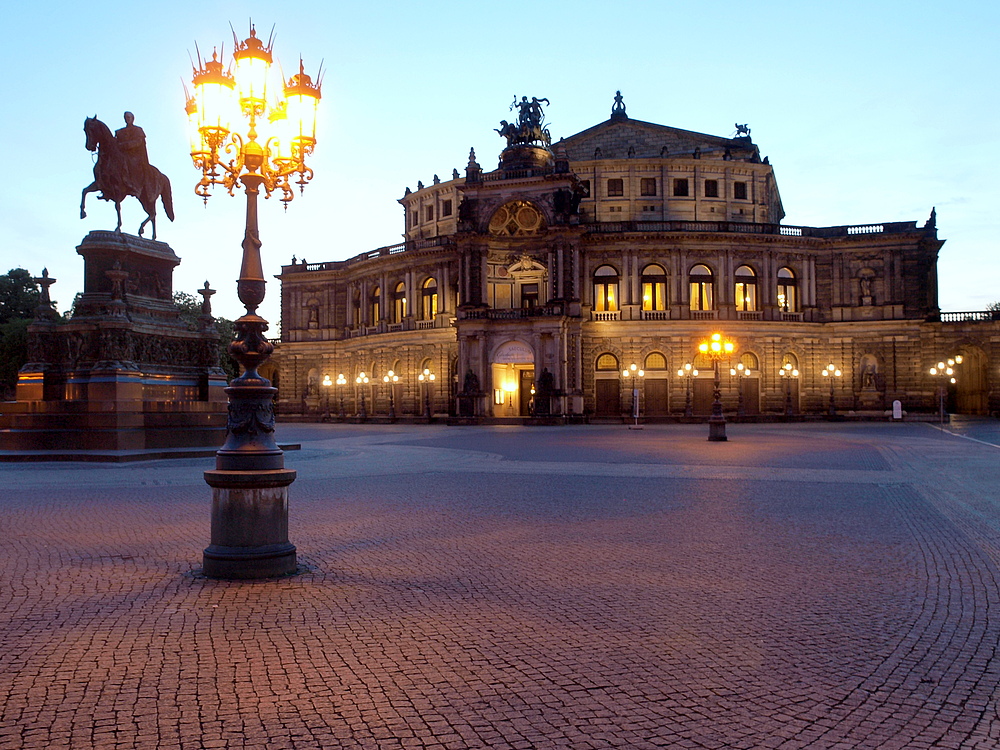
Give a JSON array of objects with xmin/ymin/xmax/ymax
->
[
  {"xmin": 204, "ymin": 468, "xmax": 296, "ymax": 579},
  {"xmin": 708, "ymin": 361, "xmax": 727, "ymax": 441}
]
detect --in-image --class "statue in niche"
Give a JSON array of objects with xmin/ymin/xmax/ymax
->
[{"xmin": 860, "ymin": 356, "xmax": 879, "ymax": 391}]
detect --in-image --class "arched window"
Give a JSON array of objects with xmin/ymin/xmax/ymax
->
[
  {"xmin": 393, "ymin": 282, "xmax": 407, "ymax": 322},
  {"xmin": 641, "ymin": 264, "xmax": 667, "ymax": 311},
  {"xmin": 735, "ymin": 265, "xmax": 757, "ymax": 312},
  {"xmin": 352, "ymin": 293, "xmax": 361, "ymax": 327},
  {"xmin": 777, "ymin": 267, "xmax": 798, "ymax": 312},
  {"xmin": 370, "ymin": 286, "xmax": 380, "ymax": 324},
  {"xmin": 644, "ymin": 352, "xmax": 667, "ymax": 370},
  {"xmin": 422, "ymin": 277, "xmax": 438, "ymax": 320},
  {"xmin": 781, "ymin": 352, "xmax": 799, "ymax": 370},
  {"xmin": 689, "ymin": 264, "xmax": 714, "ymax": 311},
  {"xmin": 740, "ymin": 352, "xmax": 759, "ymax": 370},
  {"xmin": 596, "ymin": 353, "xmax": 620, "ymax": 371},
  {"xmin": 593, "ymin": 265, "xmax": 619, "ymax": 312}
]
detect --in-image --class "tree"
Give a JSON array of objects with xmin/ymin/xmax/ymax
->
[
  {"xmin": 0, "ymin": 269, "xmax": 41, "ymax": 324},
  {"xmin": 0, "ymin": 318, "xmax": 31, "ymax": 400},
  {"xmin": 172, "ymin": 291, "xmax": 238, "ymax": 381}
]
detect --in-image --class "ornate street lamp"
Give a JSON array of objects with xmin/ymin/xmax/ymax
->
[
  {"xmin": 698, "ymin": 333, "xmax": 735, "ymax": 441},
  {"xmin": 821, "ymin": 363, "xmax": 842, "ymax": 417},
  {"xmin": 187, "ymin": 24, "xmax": 321, "ymax": 580},
  {"xmin": 321, "ymin": 373, "xmax": 332, "ymax": 421},
  {"xmin": 677, "ymin": 362, "xmax": 699, "ymax": 417},
  {"xmin": 729, "ymin": 362, "xmax": 751, "ymax": 418},
  {"xmin": 928, "ymin": 355, "xmax": 962, "ymax": 424},
  {"xmin": 622, "ymin": 363, "xmax": 644, "ymax": 427},
  {"xmin": 356, "ymin": 372, "xmax": 369, "ymax": 420},
  {"xmin": 336, "ymin": 373, "xmax": 347, "ymax": 420},
  {"xmin": 383, "ymin": 370, "xmax": 399, "ymax": 421},
  {"xmin": 418, "ymin": 368, "xmax": 436, "ymax": 419},
  {"xmin": 779, "ymin": 362, "xmax": 799, "ymax": 417}
]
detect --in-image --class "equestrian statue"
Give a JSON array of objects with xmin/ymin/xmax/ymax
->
[{"xmin": 81, "ymin": 112, "xmax": 174, "ymax": 240}]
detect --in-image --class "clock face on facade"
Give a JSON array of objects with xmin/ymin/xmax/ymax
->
[{"xmin": 489, "ymin": 200, "xmax": 543, "ymax": 236}]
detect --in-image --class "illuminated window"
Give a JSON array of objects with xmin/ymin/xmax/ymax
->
[
  {"xmin": 641, "ymin": 264, "xmax": 667, "ymax": 311},
  {"xmin": 607, "ymin": 178, "xmax": 624, "ymax": 197},
  {"xmin": 593, "ymin": 265, "xmax": 619, "ymax": 312},
  {"xmin": 689, "ymin": 264, "xmax": 714, "ymax": 311},
  {"xmin": 644, "ymin": 352, "xmax": 667, "ymax": 370},
  {"xmin": 393, "ymin": 282, "xmax": 407, "ymax": 322},
  {"xmin": 734, "ymin": 181, "xmax": 748, "ymax": 200},
  {"xmin": 673, "ymin": 178, "xmax": 689, "ymax": 197},
  {"xmin": 370, "ymin": 285, "xmax": 380, "ymax": 323},
  {"xmin": 777, "ymin": 267, "xmax": 797, "ymax": 312},
  {"xmin": 521, "ymin": 283, "xmax": 539, "ymax": 310},
  {"xmin": 735, "ymin": 265, "xmax": 757, "ymax": 311},
  {"xmin": 704, "ymin": 179, "xmax": 719, "ymax": 198},
  {"xmin": 422, "ymin": 277, "xmax": 438, "ymax": 320},
  {"xmin": 640, "ymin": 178, "xmax": 657, "ymax": 196},
  {"xmin": 596, "ymin": 353, "xmax": 620, "ymax": 371},
  {"xmin": 740, "ymin": 352, "xmax": 759, "ymax": 370}
]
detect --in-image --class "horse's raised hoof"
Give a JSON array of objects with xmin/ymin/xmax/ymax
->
[{"xmin": 80, "ymin": 210, "xmax": 87, "ymax": 219}]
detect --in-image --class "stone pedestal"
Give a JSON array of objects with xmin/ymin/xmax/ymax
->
[
  {"xmin": 0, "ymin": 232, "xmax": 228, "ymax": 456},
  {"xmin": 203, "ymin": 469, "xmax": 297, "ymax": 579}
]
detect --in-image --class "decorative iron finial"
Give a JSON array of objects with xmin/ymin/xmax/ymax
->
[
  {"xmin": 452, "ymin": 168, "xmax": 460, "ymax": 180},
  {"xmin": 611, "ymin": 90, "xmax": 627, "ymax": 121}
]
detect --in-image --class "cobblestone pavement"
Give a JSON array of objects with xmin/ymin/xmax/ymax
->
[{"xmin": 1, "ymin": 421, "xmax": 999, "ymax": 749}]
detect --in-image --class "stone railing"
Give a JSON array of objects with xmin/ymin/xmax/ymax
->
[
  {"xmin": 282, "ymin": 236, "xmax": 456, "ymax": 273},
  {"xmin": 460, "ymin": 303, "xmax": 566, "ymax": 321},
  {"xmin": 581, "ymin": 219, "xmax": 921, "ymax": 237},
  {"xmin": 940, "ymin": 310, "xmax": 1000, "ymax": 323}
]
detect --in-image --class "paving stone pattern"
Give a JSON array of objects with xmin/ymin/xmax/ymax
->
[{"xmin": 1, "ymin": 422, "xmax": 999, "ymax": 749}]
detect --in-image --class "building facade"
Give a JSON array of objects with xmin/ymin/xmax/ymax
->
[{"xmin": 274, "ymin": 96, "xmax": 999, "ymax": 420}]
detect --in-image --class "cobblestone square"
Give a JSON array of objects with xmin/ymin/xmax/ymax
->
[{"xmin": 1, "ymin": 421, "xmax": 999, "ymax": 749}]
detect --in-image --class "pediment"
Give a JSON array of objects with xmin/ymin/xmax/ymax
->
[{"xmin": 560, "ymin": 118, "xmax": 757, "ymax": 162}]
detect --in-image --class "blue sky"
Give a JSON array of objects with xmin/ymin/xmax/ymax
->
[{"xmin": 2, "ymin": 1, "xmax": 996, "ymax": 329}]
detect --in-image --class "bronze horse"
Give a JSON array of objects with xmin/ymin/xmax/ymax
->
[{"xmin": 80, "ymin": 116, "xmax": 174, "ymax": 240}]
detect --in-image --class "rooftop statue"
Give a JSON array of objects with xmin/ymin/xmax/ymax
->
[
  {"xmin": 497, "ymin": 96, "xmax": 551, "ymax": 148},
  {"xmin": 81, "ymin": 113, "xmax": 174, "ymax": 240}
]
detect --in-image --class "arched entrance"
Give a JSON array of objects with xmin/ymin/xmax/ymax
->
[{"xmin": 492, "ymin": 340, "xmax": 535, "ymax": 416}]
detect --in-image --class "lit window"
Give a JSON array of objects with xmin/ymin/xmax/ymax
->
[
  {"xmin": 393, "ymin": 281, "xmax": 407, "ymax": 322},
  {"xmin": 689, "ymin": 264, "xmax": 714, "ymax": 311},
  {"xmin": 735, "ymin": 265, "xmax": 757, "ymax": 311},
  {"xmin": 644, "ymin": 352, "xmax": 667, "ymax": 370},
  {"xmin": 777, "ymin": 267, "xmax": 797, "ymax": 312},
  {"xmin": 641, "ymin": 264, "xmax": 667, "ymax": 311},
  {"xmin": 370, "ymin": 286, "xmax": 380, "ymax": 323},
  {"xmin": 596, "ymin": 353, "xmax": 620, "ymax": 371},
  {"xmin": 593, "ymin": 265, "xmax": 619, "ymax": 312},
  {"xmin": 607, "ymin": 178, "xmax": 624, "ymax": 197},
  {"xmin": 521, "ymin": 283, "xmax": 539, "ymax": 310},
  {"xmin": 422, "ymin": 277, "xmax": 438, "ymax": 320}
]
